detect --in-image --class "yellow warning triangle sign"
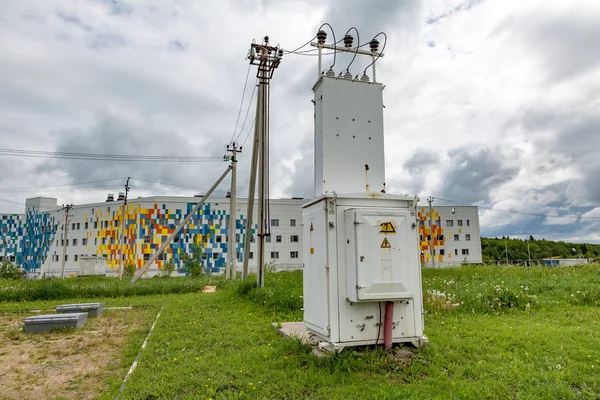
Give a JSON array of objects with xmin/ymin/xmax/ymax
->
[
  {"xmin": 380, "ymin": 222, "xmax": 396, "ymax": 234},
  {"xmin": 381, "ymin": 238, "xmax": 391, "ymax": 248}
]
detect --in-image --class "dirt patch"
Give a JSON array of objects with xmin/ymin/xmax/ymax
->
[
  {"xmin": 0, "ymin": 309, "xmax": 150, "ymax": 399},
  {"xmin": 392, "ymin": 348, "xmax": 415, "ymax": 366}
]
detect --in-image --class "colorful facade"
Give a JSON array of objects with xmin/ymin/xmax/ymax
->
[
  {"xmin": 0, "ymin": 197, "xmax": 481, "ymax": 276},
  {"xmin": 417, "ymin": 205, "xmax": 482, "ymax": 266}
]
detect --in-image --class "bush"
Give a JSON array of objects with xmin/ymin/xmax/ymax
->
[
  {"xmin": 123, "ymin": 262, "xmax": 136, "ymax": 277},
  {"xmin": 162, "ymin": 259, "xmax": 175, "ymax": 277},
  {"xmin": 0, "ymin": 261, "xmax": 22, "ymax": 280}
]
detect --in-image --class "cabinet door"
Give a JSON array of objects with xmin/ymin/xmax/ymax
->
[
  {"xmin": 303, "ymin": 204, "xmax": 330, "ymax": 336},
  {"xmin": 346, "ymin": 208, "xmax": 414, "ymax": 302}
]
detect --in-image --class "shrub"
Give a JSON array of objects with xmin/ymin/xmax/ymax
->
[
  {"xmin": 162, "ymin": 259, "xmax": 175, "ymax": 277},
  {"xmin": 123, "ymin": 262, "xmax": 136, "ymax": 277},
  {"xmin": 0, "ymin": 261, "xmax": 22, "ymax": 280}
]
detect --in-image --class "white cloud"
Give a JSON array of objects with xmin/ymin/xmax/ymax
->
[{"xmin": 0, "ymin": 0, "xmax": 599, "ymax": 241}]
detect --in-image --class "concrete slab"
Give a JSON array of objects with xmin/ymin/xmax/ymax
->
[
  {"xmin": 55, "ymin": 303, "xmax": 104, "ymax": 317},
  {"xmin": 272, "ymin": 322, "xmax": 329, "ymax": 357},
  {"xmin": 24, "ymin": 313, "xmax": 88, "ymax": 333}
]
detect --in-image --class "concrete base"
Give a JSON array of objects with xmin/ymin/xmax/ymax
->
[
  {"xmin": 24, "ymin": 313, "xmax": 88, "ymax": 333},
  {"xmin": 272, "ymin": 322, "xmax": 329, "ymax": 357},
  {"xmin": 56, "ymin": 303, "xmax": 104, "ymax": 317}
]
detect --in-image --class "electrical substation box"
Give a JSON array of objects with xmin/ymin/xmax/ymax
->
[
  {"xmin": 303, "ymin": 69, "xmax": 427, "ymax": 352},
  {"xmin": 303, "ymin": 193, "xmax": 426, "ymax": 351}
]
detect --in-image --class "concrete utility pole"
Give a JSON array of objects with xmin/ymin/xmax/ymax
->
[
  {"xmin": 427, "ymin": 196, "xmax": 435, "ymax": 268},
  {"xmin": 242, "ymin": 96, "xmax": 260, "ymax": 281},
  {"xmin": 60, "ymin": 204, "xmax": 73, "ymax": 279},
  {"xmin": 226, "ymin": 143, "xmax": 241, "ymax": 280},
  {"xmin": 118, "ymin": 177, "xmax": 130, "ymax": 280},
  {"xmin": 130, "ymin": 165, "xmax": 232, "ymax": 285},
  {"xmin": 246, "ymin": 36, "xmax": 283, "ymax": 288}
]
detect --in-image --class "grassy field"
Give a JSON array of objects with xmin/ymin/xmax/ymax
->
[{"xmin": 1, "ymin": 265, "xmax": 600, "ymax": 399}]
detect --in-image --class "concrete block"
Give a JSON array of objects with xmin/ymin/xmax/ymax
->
[
  {"xmin": 55, "ymin": 303, "xmax": 105, "ymax": 317},
  {"xmin": 24, "ymin": 313, "xmax": 88, "ymax": 333}
]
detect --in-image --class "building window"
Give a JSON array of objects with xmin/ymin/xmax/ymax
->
[
  {"xmin": 290, "ymin": 251, "xmax": 299, "ymax": 259},
  {"xmin": 144, "ymin": 254, "xmax": 150, "ymax": 261},
  {"xmin": 102, "ymin": 238, "xmax": 106, "ymax": 245},
  {"xmin": 446, "ymin": 220, "xmax": 454, "ymax": 227},
  {"xmin": 65, "ymin": 255, "xmax": 68, "ymax": 261},
  {"xmin": 94, "ymin": 238, "xmax": 97, "ymax": 245},
  {"xmin": 249, "ymin": 252, "xmax": 254, "ymax": 259},
  {"xmin": 291, "ymin": 235, "xmax": 299, "ymax": 243},
  {"xmin": 213, "ymin": 253, "xmax": 219, "ymax": 260},
  {"xmin": 462, "ymin": 249, "xmax": 469, "ymax": 255},
  {"xmin": 41, "ymin": 225, "xmax": 45, "ymax": 232},
  {"xmin": 202, "ymin": 253, "xmax": 208, "ymax": 260},
  {"xmin": 265, "ymin": 236, "xmax": 271, "ymax": 243},
  {"xmin": 74, "ymin": 255, "xmax": 78, "ymax": 262},
  {"xmin": 455, "ymin": 249, "xmax": 458, "ymax": 256},
  {"xmin": 440, "ymin": 249, "xmax": 445, "ymax": 256},
  {"xmin": 419, "ymin": 220, "xmax": 425, "ymax": 226},
  {"xmin": 71, "ymin": 223, "xmax": 75, "ymax": 230},
  {"xmin": 437, "ymin": 234, "xmax": 444, "ymax": 241},
  {"xmin": 115, "ymin": 220, "xmax": 120, "ymax": 227},
  {"xmin": 72, "ymin": 239, "xmax": 77, "ymax": 246},
  {"xmin": 436, "ymin": 218, "xmax": 441, "ymax": 227},
  {"xmin": 94, "ymin": 221, "xmax": 98, "ymax": 229},
  {"xmin": 290, "ymin": 219, "xmax": 296, "ymax": 227},
  {"xmin": 82, "ymin": 238, "xmax": 87, "ymax": 245},
  {"xmin": 271, "ymin": 251, "xmax": 279, "ymax": 259},
  {"xmin": 419, "ymin": 235, "xmax": 423, "ymax": 241},
  {"xmin": 454, "ymin": 234, "xmax": 459, "ymax": 241},
  {"xmin": 85, "ymin": 222, "xmax": 88, "ymax": 229},
  {"xmin": 77, "ymin": 222, "xmax": 80, "ymax": 230},
  {"xmin": 271, "ymin": 219, "xmax": 279, "ymax": 227},
  {"xmin": 216, "ymin": 235, "xmax": 222, "ymax": 243},
  {"xmin": 427, "ymin": 235, "xmax": 431, "ymax": 241},
  {"xmin": 466, "ymin": 234, "xmax": 471, "ymax": 241},
  {"xmin": 47, "ymin": 240, "xmax": 51, "ymax": 247},
  {"xmin": 458, "ymin": 220, "xmax": 463, "ymax": 227},
  {"xmin": 158, "ymin": 253, "xmax": 164, "ymax": 261},
  {"xmin": 276, "ymin": 235, "xmax": 282, "ymax": 243},
  {"xmin": 110, "ymin": 238, "xmax": 115, "ymax": 245},
  {"xmin": 467, "ymin": 220, "xmax": 470, "ymax": 227}
]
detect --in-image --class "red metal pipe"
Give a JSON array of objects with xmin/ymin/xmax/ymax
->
[{"xmin": 384, "ymin": 301, "xmax": 394, "ymax": 350}]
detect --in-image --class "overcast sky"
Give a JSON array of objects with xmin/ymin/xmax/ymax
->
[{"xmin": 1, "ymin": 0, "xmax": 599, "ymax": 242}]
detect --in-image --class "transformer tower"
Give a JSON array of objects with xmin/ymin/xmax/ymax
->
[{"xmin": 302, "ymin": 29, "xmax": 427, "ymax": 352}]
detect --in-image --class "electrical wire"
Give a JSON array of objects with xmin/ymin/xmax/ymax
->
[
  {"xmin": 0, "ymin": 177, "xmax": 127, "ymax": 192},
  {"xmin": 344, "ymin": 27, "xmax": 360, "ymax": 73},
  {"xmin": 240, "ymin": 118, "xmax": 256, "ymax": 148},
  {"xmin": 363, "ymin": 32, "xmax": 387, "ymax": 74},
  {"xmin": 229, "ymin": 63, "xmax": 253, "ymax": 144},
  {"xmin": 130, "ymin": 177, "xmax": 228, "ymax": 194},
  {"xmin": 0, "ymin": 197, "xmax": 26, "ymax": 206},
  {"xmin": 376, "ymin": 302, "xmax": 382, "ymax": 346},
  {"xmin": 0, "ymin": 149, "xmax": 224, "ymax": 163},
  {"xmin": 233, "ymin": 79, "xmax": 258, "ymax": 144},
  {"xmin": 433, "ymin": 197, "xmax": 600, "ymax": 220}
]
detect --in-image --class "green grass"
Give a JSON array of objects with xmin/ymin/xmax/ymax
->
[
  {"xmin": 4, "ymin": 265, "xmax": 600, "ymax": 399},
  {"xmin": 0, "ymin": 275, "xmax": 226, "ymax": 302}
]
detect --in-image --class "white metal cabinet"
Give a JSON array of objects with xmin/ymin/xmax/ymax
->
[{"xmin": 303, "ymin": 193, "xmax": 427, "ymax": 351}]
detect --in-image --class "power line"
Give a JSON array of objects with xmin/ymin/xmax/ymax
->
[
  {"xmin": 229, "ymin": 63, "xmax": 253, "ymax": 144},
  {"xmin": 0, "ymin": 177, "xmax": 127, "ymax": 192},
  {"xmin": 0, "ymin": 198, "xmax": 26, "ymax": 206},
  {"xmin": 433, "ymin": 197, "xmax": 600, "ymax": 220},
  {"xmin": 129, "ymin": 177, "xmax": 228, "ymax": 194},
  {"xmin": 233, "ymin": 80, "xmax": 258, "ymax": 144},
  {"xmin": 0, "ymin": 149, "xmax": 224, "ymax": 163},
  {"xmin": 241, "ymin": 118, "xmax": 256, "ymax": 148}
]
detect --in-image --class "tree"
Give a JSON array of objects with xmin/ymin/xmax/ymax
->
[{"xmin": 179, "ymin": 235, "xmax": 207, "ymax": 277}]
